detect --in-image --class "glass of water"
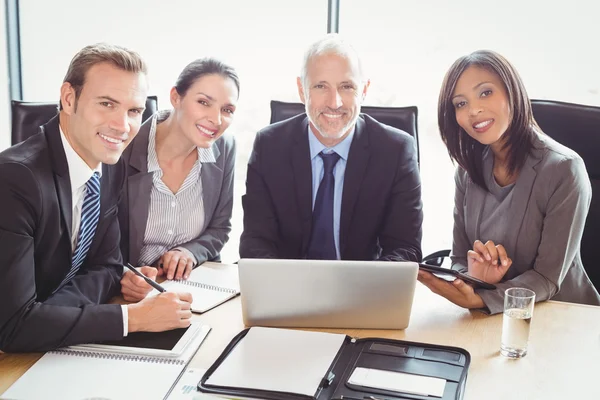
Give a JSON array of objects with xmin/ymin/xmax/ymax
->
[{"xmin": 500, "ymin": 287, "xmax": 535, "ymax": 358}]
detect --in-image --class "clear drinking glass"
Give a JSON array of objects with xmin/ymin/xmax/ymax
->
[{"xmin": 500, "ymin": 287, "xmax": 535, "ymax": 358}]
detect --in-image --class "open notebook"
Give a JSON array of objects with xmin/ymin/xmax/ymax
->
[
  {"xmin": 149, "ymin": 265, "xmax": 240, "ymax": 313},
  {"xmin": 3, "ymin": 324, "xmax": 211, "ymax": 400}
]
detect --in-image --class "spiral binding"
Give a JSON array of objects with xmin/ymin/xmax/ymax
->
[
  {"xmin": 50, "ymin": 349, "xmax": 185, "ymax": 365},
  {"xmin": 175, "ymin": 279, "xmax": 236, "ymax": 294}
]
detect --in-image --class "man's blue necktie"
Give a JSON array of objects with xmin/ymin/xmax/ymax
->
[
  {"xmin": 306, "ymin": 151, "xmax": 341, "ymax": 260},
  {"xmin": 56, "ymin": 172, "xmax": 101, "ymax": 291}
]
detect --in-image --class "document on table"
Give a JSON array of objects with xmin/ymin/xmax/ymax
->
[
  {"xmin": 205, "ymin": 327, "xmax": 346, "ymax": 396},
  {"xmin": 348, "ymin": 366, "xmax": 446, "ymax": 398}
]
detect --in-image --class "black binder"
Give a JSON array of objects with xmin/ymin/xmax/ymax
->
[{"xmin": 198, "ymin": 328, "xmax": 471, "ymax": 400}]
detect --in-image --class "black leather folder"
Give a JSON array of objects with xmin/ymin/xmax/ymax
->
[{"xmin": 198, "ymin": 328, "xmax": 471, "ymax": 400}]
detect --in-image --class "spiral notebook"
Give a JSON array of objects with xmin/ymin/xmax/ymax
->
[
  {"xmin": 2, "ymin": 325, "xmax": 211, "ymax": 400},
  {"xmin": 148, "ymin": 265, "xmax": 240, "ymax": 313}
]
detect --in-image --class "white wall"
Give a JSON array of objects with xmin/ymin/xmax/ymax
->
[
  {"xmin": 19, "ymin": 0, "xmax": 327, "ymax": 262},
  {"xmin": 340, "ymin": 0, "xmax": 600, "ymax": 255},
  {"xmin": 18, "ymin": 1, "xmax": 600, "ymax": 260},
  {"xmin": 0, "ymin": 1, "xmax": 10, "ymax": 151}
]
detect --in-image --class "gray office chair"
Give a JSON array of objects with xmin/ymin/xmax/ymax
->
[{"xmin": 11, "ymin": 95, "xmax": 158, "ymax": 145}]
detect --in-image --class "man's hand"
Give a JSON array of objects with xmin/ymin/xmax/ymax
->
[
  {"xmin": 127, "ymin": 291, "xmax": 193, "ymax": 332},
  {"xmin": 121, "ymin": 266, "xmax": 158, "ymax": 302},
  {"xmin": 418, "ymin": 270, "xmax": 486, "ymax": 309},
  {"xmin": 159, "ymin": 250, "xmax": 194, "ymax": 280}
]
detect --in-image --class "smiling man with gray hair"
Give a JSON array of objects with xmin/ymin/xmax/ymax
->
[{"xmin": 240, "ymin": 34, "xmax": 423, "ymax": 262}]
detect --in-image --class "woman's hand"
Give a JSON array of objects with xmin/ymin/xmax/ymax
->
[
  {"xmin": 159, "ymin": 250, "xmax": 194, "ymax": 280},
  {"xmin": 121, "ymin": 266, "xmax": 158, "ymax": 302},
  {"xmin": 467, "ymin": 240, "xmax": 512, "ymax": 284},
  {"xmin": 417, "ymin": 271, "xmax": 485, "ymax": 309}
]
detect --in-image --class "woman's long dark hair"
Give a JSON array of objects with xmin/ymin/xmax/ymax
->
[
  {"xmin": 438, "ymin": 50, "xmax": 539, "ymax": 190},
  {"xmin": 175, "ymin": 57, "xmax": 240, "ymax": 98}
]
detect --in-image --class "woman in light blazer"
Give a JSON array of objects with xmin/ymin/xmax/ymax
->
[
  {"xmin": 118, "ymin": 58, "xmax": 239, "ymax": 302},
  {"xmin": 419, "ymin": 50, "xmax": 600, "ymax": 314}
]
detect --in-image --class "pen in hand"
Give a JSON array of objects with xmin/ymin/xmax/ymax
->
[{"xmin": 124, "ymin": 263, "xmax": 167, "ymax": 293}]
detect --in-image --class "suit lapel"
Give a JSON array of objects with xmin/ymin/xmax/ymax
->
[
  {"xmin": 127, "ymin": 121, "xmax": 153, "ymax": 265},
  {"xmin": 43, "ymin": 116, "xmax": 73, "ymax": 250},
  {"xmin": 504, "ymin": 144, "xmax": 543, "ymax": 261},
  {"xmin": 340, "ymin": 117, "xmax": 369, "ymax": 256},
  {"xmin": 201, "ymin": 143, "xmax": 222, "ymax": 232},
  {"xmin": 465, "ymin": 175, "xmax": 487, "ymax": 243},
  {"xmin": 292, "ymin": 118, "xmax": 313, "ymax": 253},
  {"xmin": 465, "ymin": 144, "xmax": 543, "ymax": 254}
]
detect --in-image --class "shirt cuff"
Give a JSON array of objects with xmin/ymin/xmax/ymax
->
[
  {"xmin": 121, "ymin": 305, "xmax": 129, "ymax": 337},
  {"xmin": 172, "ymin": 247, "xmax": 198, "ymax": 266}
]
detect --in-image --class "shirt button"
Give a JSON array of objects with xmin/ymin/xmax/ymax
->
[
  {"xmin": 167, "ymin": 230, "xmax": 173, "ymax": 235},
  {"xmin": 171, "ymin": 202, "xmax": 176, "ymax": 207}
]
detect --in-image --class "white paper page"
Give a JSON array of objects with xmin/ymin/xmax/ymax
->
[
  {"xmin": 348, "ymin": 367, "xmax": 446, "ymax": 398},
  {"xmin": 147, "ymin": 266, "xmax": 240, "ymax": 312},
  {"xmin": 2, "ymin": 352, "xmax": 184, "ymax": 400},
  {"xmin": 206, "ymin": 327, "xmax": 345, "ymax": 397},
  {"xmin": 167, "ymin": 368, "xmax": 253, "ymax": 400},
  {"xmin": 3, "ymin": 325, "xmax": 211, "ymax": 400},
  {"xmin": 168, "ymin": 368, "xmax": 208, "ymax": 400},
  {"xmin": 160, "ymin": 282, "xmax": 234, "ymax": 313},
  {"xmin": 188, "ymin": 266, "xmax": 240, "ymax": 292}
]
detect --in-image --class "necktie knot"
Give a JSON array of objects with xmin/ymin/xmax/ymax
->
[
  {"xmin": 319, "ymin": 151, "xmax": 340, "ymax": 174},
  {"xmin": 86, "ymin": 171, "xmax": 101, "ymax": 196}
]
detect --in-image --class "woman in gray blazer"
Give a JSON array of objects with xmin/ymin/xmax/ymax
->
[
  {"xmin": 118, "ymin": 58, "xmax": 239, "ymax": 302},
  {"xmin": 419, "ymin": 50, "xmax": 600, "ymax": 314}
]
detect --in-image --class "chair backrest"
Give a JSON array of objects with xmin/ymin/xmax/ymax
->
[
  {"xmin": 11, "ymin": 96, "xmax": 158, "ymax": 145},
  {"xmin": 531, "ymin": 99, "xmax": 600, "ymax": 289},
  {"xmin": 269, "ymin": 100, "xmax": 420, "ymax": 164}
]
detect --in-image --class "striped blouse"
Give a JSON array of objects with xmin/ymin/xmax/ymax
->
[{"xmin": 137, "ymin": 112, "xmax": 216, "ymax": 266}]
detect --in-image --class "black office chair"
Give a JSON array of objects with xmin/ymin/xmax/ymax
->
[
  {"xmin": 531, "ymin": 99, "xmax": 600, "ymax": 289},
  {"xmin": 11, "ymin": 95, "xmax": 158, "ymax": 145},
  {"xmin": 269, "ymin": 100, "xmax": 420, "ymax": 164}
]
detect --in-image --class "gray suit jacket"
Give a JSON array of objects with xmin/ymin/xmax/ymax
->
[
  {"xmin": 118, "ymin": 113, "xmax": 235, "ymax": 266},
  {"xmin": 452, "ymin": 133, "xmax": 600, "ymax": 314}
]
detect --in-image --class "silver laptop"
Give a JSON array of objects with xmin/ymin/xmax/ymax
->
[{"xmin": 238, "ymin": 258, "xmax": 418, "ymax": 329}]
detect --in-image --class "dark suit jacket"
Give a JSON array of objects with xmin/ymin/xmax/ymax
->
[
  {"xmin": 240, "ymin": 114, "xmax": 423, "ymax": 261},
  {"xmin": 0, "ymin": 116, "xmax": 125, "ymax": 352},
  {"xmin": 118, "ymin": 114, "xmax": 235, "ymax": 266}
]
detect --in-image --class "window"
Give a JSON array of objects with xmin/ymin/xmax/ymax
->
[
  {"xmin": 19, "ymin": 0, "xmax": 328, "ymax": 261},
  {"xmin": 0, "ymin": 2, "xmax": 11, "ymax": 150},
  {"xmin": 340, "ymin": 0, "xmax": 600, "ymax": 254}
]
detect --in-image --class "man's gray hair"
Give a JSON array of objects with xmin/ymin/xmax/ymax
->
[{"xmin": 300, "ymin": 33, "xmax": 365, "ymax": 89}]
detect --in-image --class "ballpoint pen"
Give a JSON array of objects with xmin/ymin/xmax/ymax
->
[{"xmin": 124, "ymin": 263, "xmax": 167, "ymax": 293}]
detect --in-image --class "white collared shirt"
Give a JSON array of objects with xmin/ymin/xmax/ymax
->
[
  {"xmin": 307, "ymin": 125, "xmax": 355, "ymax": 259},
  {"xmin": 59, "ymin": 127, "xmax": 103, "ymax": 251},
  {"xmin": 59, "ymin": 126, "xmax": 128, "ymax": 336},
  {"xmin": 138, "ymin": 111, "xmax": 215, "ymax": 267}
]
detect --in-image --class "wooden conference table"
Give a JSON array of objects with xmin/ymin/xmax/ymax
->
[{"xmin": 1, "ymin": 263, "xmax": 599, "ymax": 399}]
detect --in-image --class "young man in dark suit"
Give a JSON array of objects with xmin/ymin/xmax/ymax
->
[
  {"xmin": 240, "ymin": 34, "xmax": 423, "ymax": 261},
  {"xmin": 0, "ymin": 44, "xmax": 192, "ymax": 352}
]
